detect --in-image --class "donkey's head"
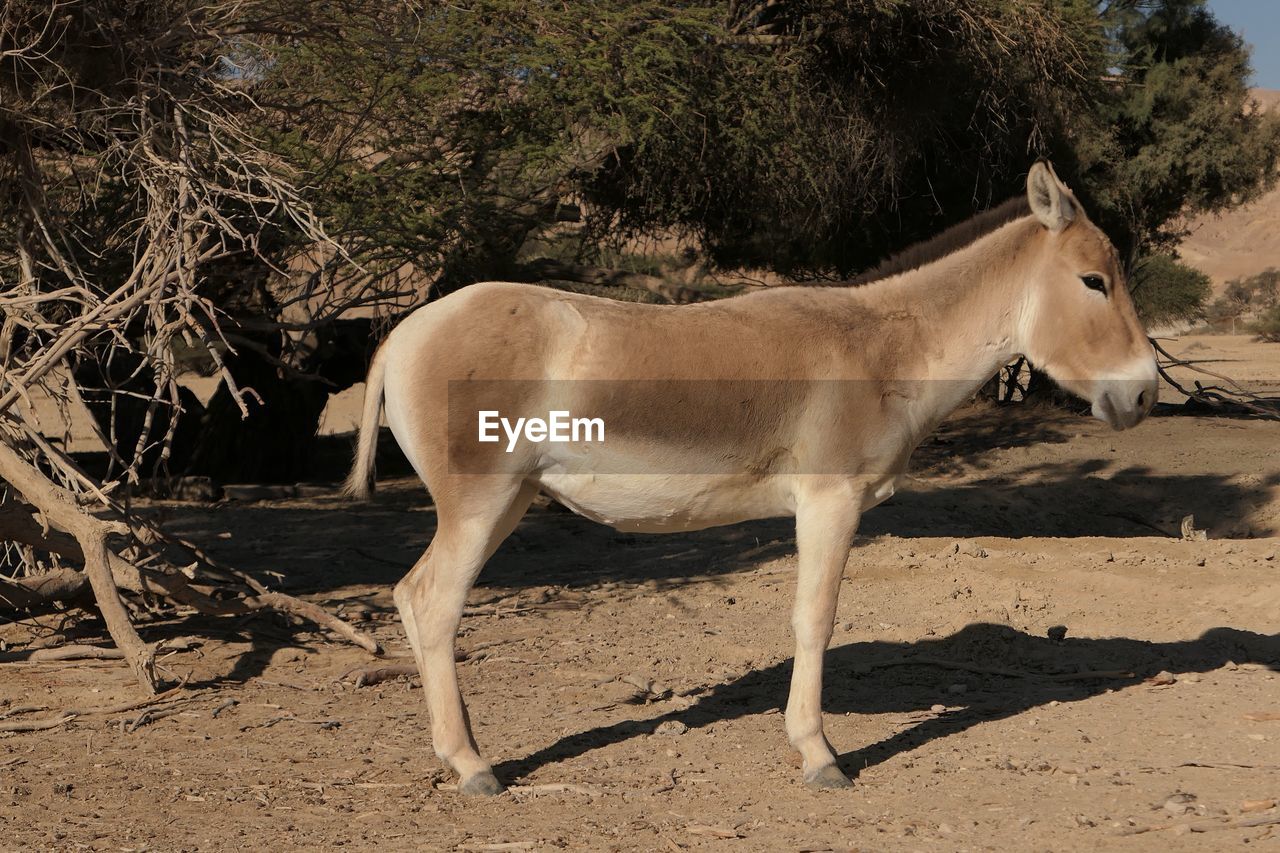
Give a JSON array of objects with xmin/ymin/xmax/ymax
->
[{"xmin": 1017, "ymin": 161, "xmax": 1158, "ymax": 430}]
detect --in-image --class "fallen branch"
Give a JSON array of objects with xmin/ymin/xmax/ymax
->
[
  {"xmin": 124, "ymin": 707, "xmax": 187, "ymax": 733},
  {"xmin": 340, "ymin": 662, "xmax": 419, "ymax": 688},
  {"xmin": 0, "ymin": 713, "xmax": 77, "ymax": 733},
  {"xmin": 0, "ymin": 566, "xmax": 91, "ymax": 610},
  {"xmin": 1116, "ymin": 814, "xmax": 1280, "ymax": 836},
  {"xmin": 863, "ymin": 656, "xmax": 1133, "ymax": 682},
  {"xmin": 1, "ymin": 499, "xmax": 381, "ymax": 657},
  {"xmin": 1153, "ymin": 338, "xmax": 1280, "ymax": 420},
  {"xmin": 1243, "ymin": 711, "xmax": 1280, "ymax": 722},
  {"xmin": 507, "ymin": 782, "xmax": 603, "ymax": 797},
  {"xmin": 0, "ymin": 644, "xmax": 123, "ymax": 662},
  {"xmin": 0, "ymin": 688, "xmax": 201, "ymax": 734},
  {"xmin": 339, "ymin": 640, "xmax": 515, "ymax": 686},
  {"xmin": 0, "ymin": 441, "xmax": 156, "ymax": 692},
  {"xmin": 0, "ymin": 640, "xmax": 200, "ymax": 664},
  {"xmin": 244, "ymin": 592, "xmax": 380, "ymax": 655}
]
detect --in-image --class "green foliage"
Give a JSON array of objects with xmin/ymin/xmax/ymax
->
[
  {"xmin": 1203, "ymin": 268, "xmax": 1279, "ymax": 328},
  {"xmin": 1129, "ymin": 254, "xmax": 1212, "ymax": 324},
  {"xmin": 1224, "ymin": 268, "xmax": 1280, "ymax": 309},
  {"xmin": 1253, "ymin": 304, "xmax": 1280, "ymax": 342},
  {"xmin": 1069, "ymin": 0, "xmax": 1280, "ymax": 262},
  {"xmin": 254, "ymin": 2, "xmax": 741, "ymax": 288},
  {"xmin": 249, "ymin": 0, "xmax": 1110, "ymax": 284},
  {"xmin": 587, "ymin": 0, "xmax": 1109, "ymax": 274},
  {"xmin": 8, "ymin": 0, "xmax": 1277, "ymax": 328},
  {"xmin": 245, "ymin": 0, "xmax": 1278, "ymax": 308}
]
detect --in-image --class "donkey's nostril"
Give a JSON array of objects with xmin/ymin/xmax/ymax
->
[{"xmin": 1137, "ymin": 389, "xmax": 1150, "ymax": 410}]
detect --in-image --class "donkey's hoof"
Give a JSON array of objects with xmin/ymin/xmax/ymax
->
[
  {"xmin": 804, "ymin": 764, "xmax": 853, "ymax": 790},
  {"xmin": 458, "ymin": 771, "xmax": 506, "ymax": 797}
]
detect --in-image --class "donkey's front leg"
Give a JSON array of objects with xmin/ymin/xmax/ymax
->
[{"xmin": 786, "ymin": 486, "xmax": 861, "ymax": 789}]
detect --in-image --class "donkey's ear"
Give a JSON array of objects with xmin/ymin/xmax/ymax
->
[{"xmin": 1027, "ymin": 160, "xmax": 1076, "ymax": 233}]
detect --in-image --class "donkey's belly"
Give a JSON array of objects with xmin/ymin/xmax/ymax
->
[{"xmin": 534, "ymin": 472, "xmax": 794, "ymax": 533}]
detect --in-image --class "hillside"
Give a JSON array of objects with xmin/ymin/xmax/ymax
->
[{"xmin": 1177, "ymin": 88, "xmax": 1280, "ymax": 292}]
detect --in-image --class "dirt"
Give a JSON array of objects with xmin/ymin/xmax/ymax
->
[{"xmin": 2, "ymin": 335, "xmax": 1279, "ymax": 851}]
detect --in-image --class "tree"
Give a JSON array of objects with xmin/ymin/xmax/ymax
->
[
  {"xmin": 1254, "ymin": 304, "xmax": 1280, "ymax": 342},
  {"xmin": 0, "ymin": 1, "xmax": 379, "ymax": 690},
  {"xmin": 1128, "ymin": 253, "xmax": 1211, "ymax": 325},
  {"xmin": 1067, "ymin": 0, "xmax": 1280, "ymax": 265},
  {"xmin": 4, "ymin": 0, "xmax": 1278, "ymax": 687},
  {"xmin": 255, "ymin": 0, "xmax": 1107, "ymax": 282}
]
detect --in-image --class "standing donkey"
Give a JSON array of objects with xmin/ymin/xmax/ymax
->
[{"xmin": 345, "ymin": 162, "xmax": 1158, "ymax": 794}]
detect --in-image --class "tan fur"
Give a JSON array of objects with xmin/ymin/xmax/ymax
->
[
  {"xmin": 341, "ymin": 339, "xmax": 389, "ymax": 500},
  {"xmin": 347, "ymin": 162, "xmax": 1158, "ymax": 793}
]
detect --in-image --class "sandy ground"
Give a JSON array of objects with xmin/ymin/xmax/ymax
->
[{"xmin": 2, "ymin": 335, "xmax": 1279, "ymax": 851}]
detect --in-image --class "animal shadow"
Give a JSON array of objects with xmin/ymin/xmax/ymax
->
[{"xmin": 494, "ymin": 623, "xmax": 1280, "ymax": 782}]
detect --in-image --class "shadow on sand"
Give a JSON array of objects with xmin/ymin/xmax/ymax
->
[{"xmin": 492, "ymin": 623, "xmax": 1280, "ymax": 783}]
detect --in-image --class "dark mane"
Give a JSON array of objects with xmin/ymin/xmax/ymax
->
[{"xmin": 844, "ymin": 195, "xmax": 1032, "ymax": 285}]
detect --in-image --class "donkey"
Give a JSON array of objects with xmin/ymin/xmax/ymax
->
[{"xmin": 344, "ymin": 162, "xmax": 1158, "ymax": 795}]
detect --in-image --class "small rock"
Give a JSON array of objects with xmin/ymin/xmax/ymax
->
[
  {"xmin": 1176, "ymin": 672, "xmax": 1200, "ymax": 684},
  {"xmin": 223, "ymin": 483, "xmax": 298, "ymax": 502},
  {"xmin": 930, "ymin": 704, "xmax": 947, "ymax": 713},
  {"xmin": 654, "ymin": 720, "xmax": 688, "ymax": 737},
  {"xmin": 1162, "ymin": 793, "xmax": 1197, "ymax": 815},
  {"xmin": 1147, "ymin": 671, "xmax": 1177, "ymax": 686},
  {"xmin": 1047, "ymin": 625, "xmax": 1068, "ymax": 642},
  {"xmin": 269, "ymin": 646, "xmax": 310, "ymax": 665},
  {"xmin": 295, "ymin": 483, "xmax": 335, "ymax": 499}
]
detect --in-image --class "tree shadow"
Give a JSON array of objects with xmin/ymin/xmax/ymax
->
[
  {"xmin": 492, "ymin": 623, "xmax": 1280, "ymax": 783},
  {"xmin": 135, "ymin": 404, "xmax": 1277, "ymax": 686},
  {"xmin": 153, "ymin": 456, "xmax": 1277, "ymax": 601}
]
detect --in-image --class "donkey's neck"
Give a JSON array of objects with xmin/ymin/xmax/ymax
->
[{"xmin": 851, "ymin": 216, "xmax": 1040, "ymax": 436}]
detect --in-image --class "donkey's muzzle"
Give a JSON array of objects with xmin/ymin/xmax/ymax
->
[{"xmin": 1092, "ymin": 370, "xmax": 1158, "ymax": 431}]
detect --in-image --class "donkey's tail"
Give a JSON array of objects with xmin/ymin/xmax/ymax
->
[{"xmin": 342, "ymin": 340, "xmax": 390, "ymax": 500}]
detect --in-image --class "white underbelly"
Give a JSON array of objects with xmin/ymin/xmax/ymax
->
[{"xmin": 534, "ymin": 471, "xmax": 795, "ymax": 533}]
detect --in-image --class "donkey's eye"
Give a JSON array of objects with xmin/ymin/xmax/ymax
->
[{"xmin": 1081, "ymin": 274, "xmax": 1107, "ymax": 295}]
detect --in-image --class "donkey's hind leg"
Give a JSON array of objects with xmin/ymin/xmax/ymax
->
[{"xmin": 395, "ymin": 478, "xmax": 537, "ymax": 796}]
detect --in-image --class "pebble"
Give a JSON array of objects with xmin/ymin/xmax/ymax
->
[
  {"xmin": 930, "ymin": 704, "xmax": 947, "ymax": 713},
  {"xmin": 654, "ymin": 720, "xmax": 688, "ymax": 736},
  {"xmin": 1163, "ymin": 793, "xmax": 1196, "ymax": 815}
]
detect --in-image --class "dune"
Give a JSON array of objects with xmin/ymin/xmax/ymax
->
[{"xmin": 1177, "ymin": 88, "xmax": 1280, "ymax": 292}]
